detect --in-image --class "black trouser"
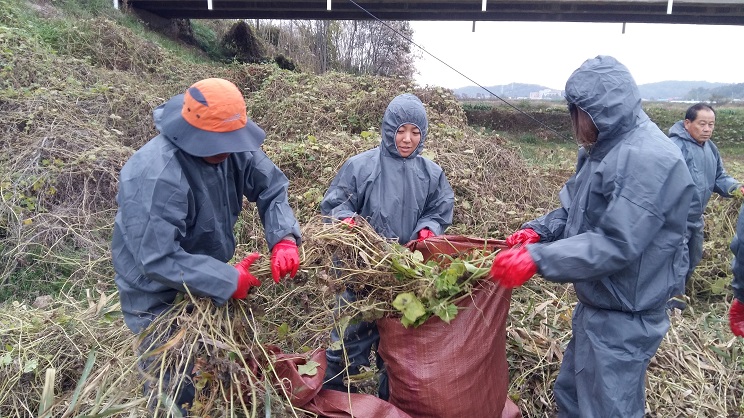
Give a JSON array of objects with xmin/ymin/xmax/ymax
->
[
  {"xmin": 138, "ymin": 329, "xmax": 196, "ymax": 416},
  {"xmin": 323, "ymin": 288, "xmax": 389, "ymax": 400}
]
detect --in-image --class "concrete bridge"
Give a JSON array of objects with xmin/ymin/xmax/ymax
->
[{"xmin": 124, "ymin": 0, "xmax": 744, "ymax": 25}]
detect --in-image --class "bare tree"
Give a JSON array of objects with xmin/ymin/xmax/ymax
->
[
  {"xmin": 334, "ymin": 20, "xmax": 416, "ymax": 78},
  {"xmin": 250, "ymin": 19, "xmax": 417, "ymax": 79}
]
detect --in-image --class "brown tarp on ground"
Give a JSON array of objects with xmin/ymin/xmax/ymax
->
[{"xmin": 273, "ymin": 348, "xmax": 413, "ymax": 418}]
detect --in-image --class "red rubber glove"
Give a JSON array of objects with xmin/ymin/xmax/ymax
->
[
  {"xmin": 729, "ymin": 299, "xmax": 744, "ymax": 337},
  {"xmin": 417, "ymin": 228, "xmax": 435, "ymax": 241},
  {"xmin": 505, "ymin": 228, "xmax": 540, "ymax": 248},
  {"xmin": 233, "ymin": 253, "xmax": 261, "ymax": 299},
  {"xmin": 271, "ymin": 240, "xmax": 300, "ymax": 283},
  {"xmin": 341, "ymin": 217, "xmax": 356, "ymax": 228},
  {"xmin": 489, "ymin": 247, "xmax": 537, "ymax": 288}
]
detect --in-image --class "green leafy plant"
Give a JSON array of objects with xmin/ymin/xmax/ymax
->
[{"xmin": 388, "ymin": 250, "xmax": 494, "ymax": 327}]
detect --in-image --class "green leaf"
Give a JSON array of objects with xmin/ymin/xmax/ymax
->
[
  {"xmin": 63, "ymin": 350, "xmax": 97, "ymax": 416},
  {"xmin": 277, "ymin": 322, "xmax": 290, "ymax": 338},
  {"xmin": 411, "ymin": 250, "xmax": 424, "ymax": 263},
  {"xmin": 435, "ymin": 262, "xmax": 465, "ymax": 295},
  {"xmin": 463, "ymin": 261, "xmax": 490, "ymax": 279},
  {"xmin": 0, "ymin": 352, "xmax": 11, "ymax": 367},
  {"xmin": 391, "ymin": 257, "xmax": 418, "ymax": 278},
  {"xmin": 710, "ymin": 277, "xmax": 729, "ymax": 295},
  {"xmin": 445, "ymin": 261, "xmax": 466, "ymax": 279},
  {"xmin": 297, "ymin": 360, "xmax": 320, "ymax": 376},
  {"xmin": 463, "ymin": 261, "xmax": 479, "ymax": 273},
  {"xmin": 433, "ymin": 303, "xmax": 459, "ymax": 324},
  {"xmin": 23, "ymin": 358, "xmax": 38, "ymax": 373},
  {"xmin": 336, "ymin": 316, "xmax": 351, "ymax": 338},
  {"xmin": 392, "ymin": 292, "xmax": 426, "ymax": 325}
]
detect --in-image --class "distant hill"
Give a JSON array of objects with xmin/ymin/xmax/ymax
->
[
  {"xmin": 638, "ymin": 81, "xmax": 727, "ymax": 101},
  {"xmin": 703, "ymin": 82, "xmax": 744, "ymax": 101},
  {"xmin": 454, "ymin": 81, "xmax": 744, "ymax": 102}
]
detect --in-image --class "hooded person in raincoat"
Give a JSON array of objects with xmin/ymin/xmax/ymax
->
[
  {"xmin": 489, "ymin": 56, "xmax": 695, "ymax": 417},
  {"xmin": 112, "ymin": 78, "xmax": 301, "ymax": 412},
  {"xmin": 668, "ymin": 103, "xmax": 742, "ymax": 308},
  {"xmin": 319, "ymin": 93, "xmax": 454, "ymax": 398}
]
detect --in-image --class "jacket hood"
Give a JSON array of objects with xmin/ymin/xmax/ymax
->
[
  {"xmin": 381, "ymin": 93, "xmax": 428, "ymax": 158},
  {"xmin": 565, "ymin": 56, "xmax": 642, "ymax": 145},
  {"xmin": 669, "ymin": 120, "xmax": 696, "ymax": 144}
]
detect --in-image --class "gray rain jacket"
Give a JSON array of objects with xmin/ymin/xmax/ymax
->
[
  {"xmin": 669, "ymin": 121, "xmax": 739, "ymax": 228},
  {"xmin": 523, "ymin": 57, "xmax": 695, "ymax": 313},
  {"xmin": 320, "ymin": 93, "xmax": 454, "ymax": 244},
  {"xmin": 113, "ymin": 122, "xmax": 300, "ymax": 334},
  {"xmin": 730, "ymin": 202, "xmax": 744, "ymax": 303}
]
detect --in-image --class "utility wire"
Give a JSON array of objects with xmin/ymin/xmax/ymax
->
[{"xmin": 345, "ymin": 0, "xmax": 571, "ymax": 140}]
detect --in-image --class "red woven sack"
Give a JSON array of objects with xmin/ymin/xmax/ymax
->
[
  {"xmin": 377, "ymin": 281, "xmax": 512, "ymax": 418},
  {"xmin": 406, "ymin": 234, "xmax": 507, "ymax": 264}
]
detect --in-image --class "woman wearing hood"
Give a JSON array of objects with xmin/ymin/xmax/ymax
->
[
  {"xmin": 319, "ymin": 93, "xmax": 455, "ymax": 398},
  {"xmin": 489, "ymin": 56, "xmax": 695, "ymax": 417}
]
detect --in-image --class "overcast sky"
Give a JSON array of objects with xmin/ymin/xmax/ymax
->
[{"xmin": 410, "ymin": 21, "xmax": 744, "ymax": 90}]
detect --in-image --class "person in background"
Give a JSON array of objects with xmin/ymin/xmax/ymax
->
[
  {"xmin": 728, "ymin": 202, "xmax": 744, "ymax": 338},
  {"xmin": 668, "ymin": 103, "xmax": 743, "ymax": 309},
  {"xmin": 111, "ymin": 78, "xmax": 301, "ymax": 412},
  {"xmin": 319, "ymin": 93, "xmax": 454, "ymax": 398},
  {"xmin": 490, "ymin": 56, "xmax": 694, "ymax": 418}
]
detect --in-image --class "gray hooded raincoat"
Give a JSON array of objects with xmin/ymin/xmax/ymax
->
[
  {"xmin": 669, "ymin": 121, "xmax": 739, "ymax": 282},
  {"xmin": 113, "ymin": 111, "xmax": 301, "ymax": 334},
  {"xmin": 522, "ymin": 56, "xmax": 694, "ymax": 417},
  {"xmin": 319, "ymin": 93, "xmax": 454, "ymax": 397},
  {"xmin": 320, "ymin": 93, "xmax": 454, "ymax": 243}
]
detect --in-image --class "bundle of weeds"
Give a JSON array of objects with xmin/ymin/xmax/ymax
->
[
  {"xmin": 0, "ymin": 291, "xmax": 137, "ymax": 417},
  {"xmin": 300, "ymin": 216, "xmax": 498, "ymax": 327},
  {"xmin": 137, "ymin": 295, "xmax": 274, "ymax": 417}
]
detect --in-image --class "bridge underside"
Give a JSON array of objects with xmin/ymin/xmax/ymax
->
[{"xmin": 126, "ymin": 0, "xmax": 744, "ymax": 25}]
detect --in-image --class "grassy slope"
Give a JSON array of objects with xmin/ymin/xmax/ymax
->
[{"xmin": 0, "ymin": 0, "xmax": 742, "ymax": 416}]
